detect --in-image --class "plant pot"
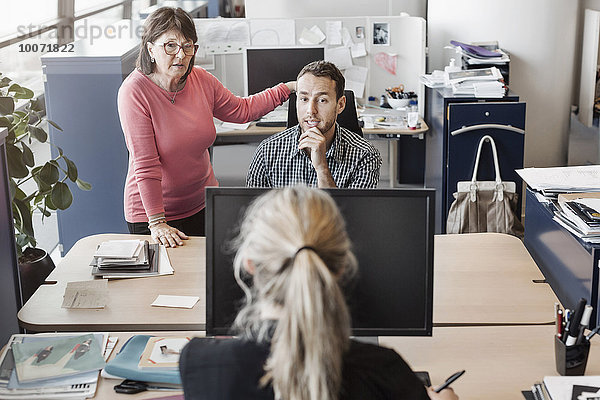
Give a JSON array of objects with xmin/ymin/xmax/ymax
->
[{"xmin": 18, "ymin": 247, "xmax": 56, "ymax": 304}]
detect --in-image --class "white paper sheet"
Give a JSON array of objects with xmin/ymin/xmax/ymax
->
[
  {"xmin": 250, "ymin": 19, "xmax": 295, "ymax": 46},
  {"xmin": 351, "ymin": 42, "xmax": 367, "ymax": 58},
  {"xmin": 195, "ymin": 19, "xmax": 250, "ymax": 54},
  {"xmin": 325, "ymin": 46, "xmax": 353, "ymax": 70},
  {"xmin": 220, "ymin": 122, "xmax": 251, "ymax": 130},
  {"xmin": 298, "ymin": 25, "xmax": 325, "ymax": 45},
  {"xmin": 151, "ymin": 295, "xmax": 200, "ymax": 309},
  {"xmin": 344, "ymin": 66, "xmax": 368, "ymax": 98},
  {"xmin": 342, "ymin": 27, "xmax": 353, "ymax": 47},
  {"xmin": 326, "ymin": 21, "xmax": 342, "ymax": 45},
  {"xmin": 516, "ymin": 166, "xmax": 600, "ymax": 192},
  {"xmin": 62, "ymin": 280, "xmax": 108, "ymax": 309}
]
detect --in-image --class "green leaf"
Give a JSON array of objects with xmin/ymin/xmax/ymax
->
[
  {"xmin": 39, "ymin": 161, "xmax": 59, "ymax": 185},
  {"xmin": 76, "ymin": 178, "xmax": 92, "ymax": 191},
  {"xmin": 47, "ymin": 119, "xmax": 63, "ymax": 131},
  {"xmin": 8, "ymin": 178, "xmax": 16, "ymax": 201},
  {"xmin": 63, "ymin": 155, "xmax": 78, "ymax": 181},
  {"xmin": 36, "ymin": 205, "xmax": 51, "ymax": 217},
  {"xmin": 13, "ymin": 197, "xmax": 34, "ymax": 238},
  {"xmin": 0, "ymin": 96, "xmax": 14, "ymax": 115},
  {"xmin": 20, "ymin": 142, "xmax": 34, "ymax": 167},
  {"xmin": 29, "ymin": 125, "xmax": 48, "ymax": 142},
  {"xmin": 14, "ymin": 186, "xmax": 27, "ymax": 201},
  {"xmin": 56, "ymin": 146, "xmax": 63, "ymax": 156},
  {"xmin": 51, "ymin": 182, "xmax": 72, "ymax": 210},
  {"xmin": 45, "ymin": 195, "xmax": 57, "ymax": 210},
  {"xmin": 8, "ymin": 84, "xmax": 34, "ymax": 100},
  {"xmin": 6, "ymin": 143, "xmax": 28, "ymax": 178},
  {"xmin": 0, "ymin": 115, "xmax": 13, "ymax": 127},
  {"xmin": 0, "ymin": 77, "xmax": 11, "ymax": 88}
]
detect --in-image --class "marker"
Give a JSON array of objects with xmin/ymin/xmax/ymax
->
[
  {"xmin": 575, "ymin": 305, "xmax": 593, "ymax": 344},
  {"xmin": 434, "ymin": 370, "xmax": 465, "ymax": 393},
  {"xmin": 565, "ymin": 298, "xmax": 587, "ymax": 346}
]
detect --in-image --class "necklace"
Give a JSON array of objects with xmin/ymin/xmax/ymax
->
[{"xmin": 170, "ymin": 88, "xmax": 179, "ymax": 104}]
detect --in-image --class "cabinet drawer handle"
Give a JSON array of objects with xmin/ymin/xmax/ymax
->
[{"xmin": 450, "ymin": 123, "xmax": 525, "ymax": 136}]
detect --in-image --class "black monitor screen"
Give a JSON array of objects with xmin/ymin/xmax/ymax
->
[
  {"xmin": 206, "ymin": 188, "xmax": 435, "ymax": 336},
  {"xmin": 245, "ymin": 47, "xmax": 325, "ymax": 95}
]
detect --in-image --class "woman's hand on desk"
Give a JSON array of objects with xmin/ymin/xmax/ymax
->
[
  {"xmin": 149, "ymin": 222, "xmax": 189, "ymax": 247},
  {"xmin": 427, "ymin": 386, "xmax": 459, "ymax": 400}
]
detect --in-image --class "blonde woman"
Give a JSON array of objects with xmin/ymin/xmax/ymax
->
[{"xmin": 179, "ymin": 186, "xmax": 458, "ymax": 400}]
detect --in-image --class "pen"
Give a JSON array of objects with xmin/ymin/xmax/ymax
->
[
  {"xmin": 556, "ymin": 308, "xmax": 563, "ymax": 339},
  {"xmin": 563, "ymin": 309, "xmax": 571, "ymax": 343},
  {"xmin": 565, "ymin": 298, "xmax": 587, "ymax": 346},
  {"xmin": 575, "ymin": 305, "xmax": 593, "ymax": 344},
  {"xmin": 434, "ymin": 370, "xmax": 465, "ymax": 393},
  {"xmin": 585, "ymin": 325, "xmax": 600, "ymax": 341}
]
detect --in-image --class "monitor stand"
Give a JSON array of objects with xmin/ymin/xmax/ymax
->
[{"xmin": 351, "ymin": 336, "xmax": 379, "ymax": 346}]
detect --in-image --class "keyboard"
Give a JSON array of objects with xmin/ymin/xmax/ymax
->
[{"xmin": 255, "ymin": 121, "xmax": 287, "ymax": 127}]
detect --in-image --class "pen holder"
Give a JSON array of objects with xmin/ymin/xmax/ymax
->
[{"xmin": 554, "ymin": 336, "xmax": 590, "ymax": 376}]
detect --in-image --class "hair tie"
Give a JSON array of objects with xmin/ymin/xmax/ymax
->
[{"xmin": 294, "ymin": 246, "xmax": 316, "ymax": 258}]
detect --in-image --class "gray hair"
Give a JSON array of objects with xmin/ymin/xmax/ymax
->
[{"xmin": 232, "ymin": 186, "xmax": 357, "ymax": 400}]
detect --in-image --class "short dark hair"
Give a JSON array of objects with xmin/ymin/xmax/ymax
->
[
  {"xmin": 297, "ymin": 61, "xmax": 345, "ymax": 100},
  {"xmin": 136, "ymin": 7, "xmax": 198, "ymax": 82}
]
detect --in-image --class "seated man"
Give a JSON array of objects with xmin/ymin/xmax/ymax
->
[{"xmin": 246, "ymin": 61, "xmax": 382, "ymax": 188}]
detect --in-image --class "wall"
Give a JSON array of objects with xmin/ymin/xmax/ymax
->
[
  {"xmin": 428, "ymin": 0, "xmax": 579, "ymax": 168},
  {"xmin": 245, "ymin": 0, "xmax": 426, "ymax": 19}
]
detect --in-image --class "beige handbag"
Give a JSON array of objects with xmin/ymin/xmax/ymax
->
[{"xmin": 446, "ymin": 135, "xmax": 524, "ymax": 237}]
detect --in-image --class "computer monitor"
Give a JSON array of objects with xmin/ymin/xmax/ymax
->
[
  {"xmin": 244, "ymin": 46, "xmax": 325, "ymax": 96},
  {"xmin": 205, "ymin": 187, "xmax": 435, "ymax": 337}
]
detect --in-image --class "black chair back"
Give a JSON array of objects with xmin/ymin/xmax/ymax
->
[{"xmin": 287, "ymin": 90, "xmax": 363, "ymax": 137}]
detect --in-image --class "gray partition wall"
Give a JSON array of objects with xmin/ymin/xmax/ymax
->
[
  {"xmin": 42, "ymin": 37, "xmax": 139, "ymax": 254},
  {"xmin": 0, "ymin": 128, "xmax": 22, "ymax": 344}
]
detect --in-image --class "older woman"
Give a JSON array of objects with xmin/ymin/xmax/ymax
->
[
  {"xmin": 179, "ymin": 186, "xmax": 459, "ymax": 400},
  {"xmin": 118, "ymin": 7, "xmax": 294, "ymax": 247}
]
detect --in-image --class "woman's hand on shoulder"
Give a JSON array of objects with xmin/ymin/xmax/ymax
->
[
  {"xmin": 285, "ymin": 81, "xmax": 296, "ymax": 93},
  {"xmin": 149, "ymin": 222, "xmax": 189, "ymax": 247},
  {"xmin": 426, "ymin": 386, "xmax": 459, "ymax": 400}
]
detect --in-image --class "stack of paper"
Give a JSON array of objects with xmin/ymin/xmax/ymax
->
[
  {"xmin": 0, "ymin": 333, "xmax": 113, "ymax": 399},
  {"xmin": 450, "ymin": 40, "xmax": 510, "ymax": 66},
  {"xmin": 90, "ymin": 240, "xmax": 174, "ymax": 279},
  {"xmin": 473, "ymin": 81, "xmax": 505, "ymax": 98},
  {"xmin": 554, "ymin": 193, "xmax": 600, "ymax": 241}
]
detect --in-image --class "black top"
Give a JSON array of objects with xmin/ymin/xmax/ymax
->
[{"xmin": 179, "ymin": 337, "xmax": 428, "ymax": 400}]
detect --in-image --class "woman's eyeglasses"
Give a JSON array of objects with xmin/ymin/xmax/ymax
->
[{"xmin": 157, "ymin": 42, "xmax": 198, "ymax": 56}]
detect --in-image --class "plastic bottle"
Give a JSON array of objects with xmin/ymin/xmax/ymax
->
[{"xmin": 444, "ymin": 58, "xmax": 461, "ymax": 73}]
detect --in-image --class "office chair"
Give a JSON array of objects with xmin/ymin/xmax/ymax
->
[{"xmin": 287, "ymin": 90, "xmax": 363, "ymax": 137}]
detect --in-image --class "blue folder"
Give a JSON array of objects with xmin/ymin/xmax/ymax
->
[{"xmin": 104, "ymin": 335, "xmax": 181, "ymax": 384}]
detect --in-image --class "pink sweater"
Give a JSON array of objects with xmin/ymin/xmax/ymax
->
[{"xmin": 118, "ymin": 67, "xmax": 290, "ymax": 222}]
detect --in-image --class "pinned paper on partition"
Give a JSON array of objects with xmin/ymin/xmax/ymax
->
[
  {"xmin": 344, "ymin": 66, "xmax": 368, "ymax": 98},
  {"xmin": 326, "ymin": 21, "xmax": 343, "ymax": 45},
  {"xmin": 326, "ymin": 46, "xmax": 353, "ymax": 70},
  {"xmin": 374, "ymin": 52, "xmax": 397, "ymax": 75},
  {"xmin": 342, "ymin": 27, "xmax": 353, "ymax": 47},
  {"xmin": 299, "ymin": 25, "xmax": 326, "ymax": 45},
  {"xmin": 351, "ymin": 42, "xmax": 367, "ymax": 58},
  {"xmin": 250, "ymin": 19, "xmax": 295, "ymax": 46},
  {"xmin": 195, "ymin": 19, "xmax": 250, "ymax": 54}
]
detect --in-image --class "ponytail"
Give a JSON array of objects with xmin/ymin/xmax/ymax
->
[
  {"xmin": 261, "ymin": 250, "xmax": 350, "ymax": 400},
  {"xmin": 231, "ymin": 186, "xmax": 357, "ymax": 400}
]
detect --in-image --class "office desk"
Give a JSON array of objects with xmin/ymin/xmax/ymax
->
[
  {"xmin": 215, "ymin": 120, "xmax": 429, "ymax": 188},
  {"xmin": 18, "ymin": 233, "xmax": 556, "ymax": 332},
  {"xmin": 18, "ymin": 234, "xmax": 205, "ymax": 332},
  {"xmin": 434, "ymin": 233, "xmax": 558, "ymax": 326},
  {"xmin": 88, "ymin": 326, "xmax": 600, "ymax": 399}
]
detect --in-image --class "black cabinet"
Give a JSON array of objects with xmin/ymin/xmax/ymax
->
[
  {"xmin": 424, "ymin": 87, "xmax": 526, "ymax": 233},
  {"xmin": 0, "ymin": 129, "xmax": 22, "ymax": 343}
]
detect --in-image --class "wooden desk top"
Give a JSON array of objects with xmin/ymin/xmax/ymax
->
[
  {"xmin": 434, "ymin": 233, "xmax": 558, "ymax": 326},
  {"xmin": 381, "ymin": 325, "xmax": 600, "ymax": 400},
  {"xmin": 214, "ymin": 119, "xmax": 429, "ymax": 144},
  {"xmin": 17, "ymin": 234, "xmax": 206, "ymax": 332},
  {"xmin": 93, "ymin": 326, "xmax": 600, "ymax": 399},
  {"xmin": 18, "ymin": 232, "xmax": 557, "ymax": 332}
]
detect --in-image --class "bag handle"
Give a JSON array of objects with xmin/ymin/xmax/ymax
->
[{"xmin": 469, "ymin": 135, "xmax": 504, "ymax": 201}]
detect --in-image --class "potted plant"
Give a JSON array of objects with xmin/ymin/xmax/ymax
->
[{"xmin": 0, "ymin": 72, "xmax": 91, "ymax": 302}]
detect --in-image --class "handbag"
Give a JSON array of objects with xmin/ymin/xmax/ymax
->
[{"xmin": 446, "ymin": 135, "xmax": 524, "ymax": 237}]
